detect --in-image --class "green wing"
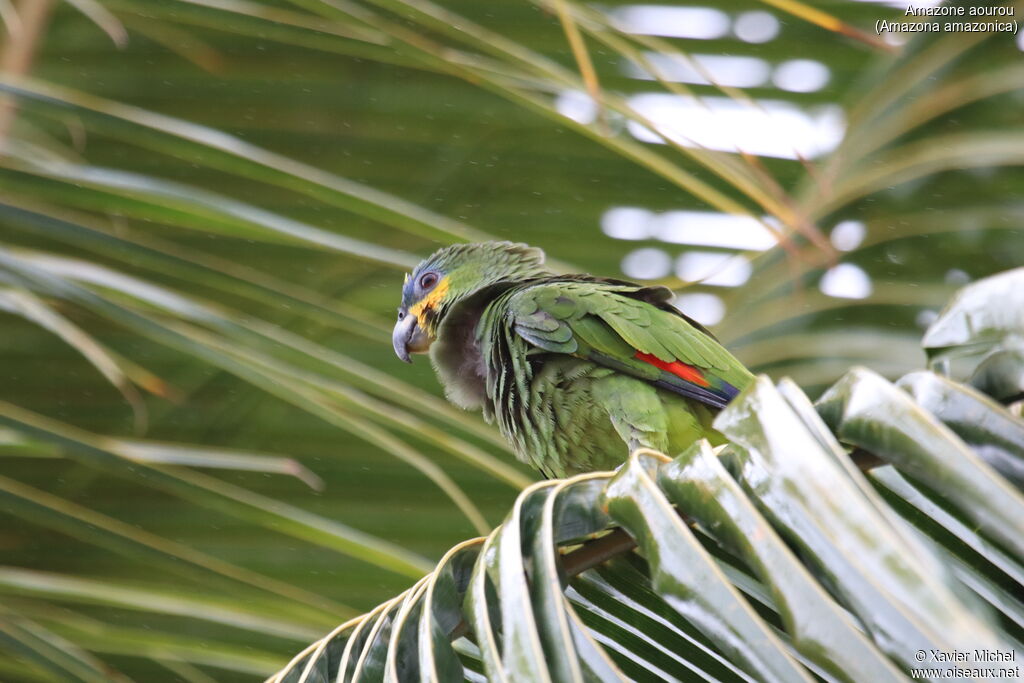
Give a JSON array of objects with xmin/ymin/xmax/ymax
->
[{"xmin": 506, "ymin": 280, "xmax": 752, "ymax": 409}]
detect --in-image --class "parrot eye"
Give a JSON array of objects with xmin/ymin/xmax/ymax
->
[
  {"xmin": 397, "ymin": 309, "xmax": 405, "ymax": 321},
  {"xmin": 418, "ymin": 272, "xmax": 439, "ymax": 290}
]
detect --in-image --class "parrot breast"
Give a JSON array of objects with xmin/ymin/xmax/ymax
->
[{"xmin": 429, "ymin": 303, "xmax": 490, "ymax": 411}]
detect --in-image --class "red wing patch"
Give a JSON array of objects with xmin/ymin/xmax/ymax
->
[{"xmin": 635, "ymin": 351, "xmax": 710, "ymax": 387}]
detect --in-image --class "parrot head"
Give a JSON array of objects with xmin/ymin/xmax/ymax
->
[{"xmin": 393, "ymin": 241, "xmax": 548, "ymax": 362}]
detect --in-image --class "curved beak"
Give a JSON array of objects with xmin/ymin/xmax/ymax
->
[{"xmin": 392, "ymin": 314, "xmax": 432, "ymax": 363}]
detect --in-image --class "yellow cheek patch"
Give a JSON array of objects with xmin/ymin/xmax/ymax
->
[{"xmin": 409, "ymin": 276, "xmax": 450, "ymax": 323}]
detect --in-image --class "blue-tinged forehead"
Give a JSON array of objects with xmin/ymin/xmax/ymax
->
[
  {"xmin": 400, "ymin": 271, "xmax": 417, "ymax": 308},
  {"xmin": 400, "ymin": 272, "xmax": 417, "ymax": 308}
]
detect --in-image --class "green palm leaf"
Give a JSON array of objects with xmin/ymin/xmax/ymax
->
[{"xmin": 1, "ymin": 0, "xmax": 1021, "ymax": 678}]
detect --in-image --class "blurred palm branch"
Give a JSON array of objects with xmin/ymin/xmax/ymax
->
[{"xmin": 0, "ymin": 0, "xmax": 1022, "ymax": 678}]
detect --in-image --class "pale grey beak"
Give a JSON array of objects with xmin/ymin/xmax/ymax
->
[{"xmin": 392, "ymin": 313, "xmax": 431, "ymax": 363}]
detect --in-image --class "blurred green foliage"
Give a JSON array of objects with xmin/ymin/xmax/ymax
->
[{"xmin": 0, "ymin": 0, "xmax": 1022, "ymax": 678}]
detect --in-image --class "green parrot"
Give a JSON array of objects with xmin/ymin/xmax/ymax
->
[{"xmin": 392, "ymin": 241, "xmax": 753, "ymax": 478}]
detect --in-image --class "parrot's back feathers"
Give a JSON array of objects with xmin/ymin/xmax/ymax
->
[{"xmin": 495, "ymin": 277, "xmax": 749, "ymax": 410}]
